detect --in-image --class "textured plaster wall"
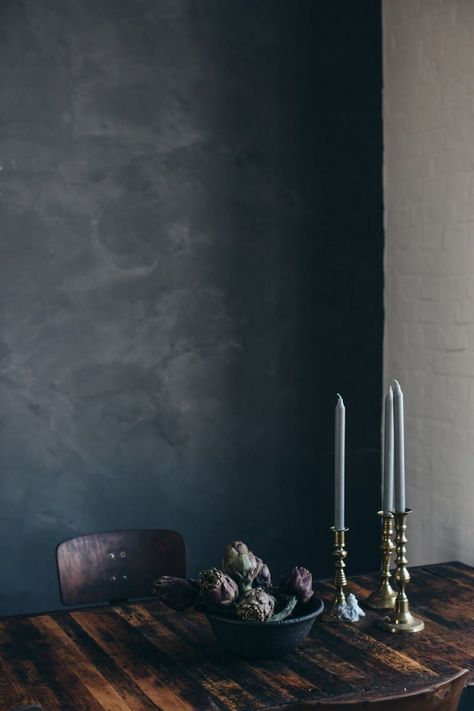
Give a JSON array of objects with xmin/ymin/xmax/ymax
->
[
  {"xmin": 384, "ymin": 0, "xmax": 474, "ymax": 566},
  {"xmin": 0, "ymin": 0, "xmax": 383, "ymax": 616}
]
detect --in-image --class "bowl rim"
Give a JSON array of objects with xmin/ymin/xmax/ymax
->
[{"xmin": 206, "ymin": 594, "xmax": 324, "ymax": 627}]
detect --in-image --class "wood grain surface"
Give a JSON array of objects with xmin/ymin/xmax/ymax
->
[{"xmin": 0, "ymin": 562, "xmax": 472, "ymax": 711}]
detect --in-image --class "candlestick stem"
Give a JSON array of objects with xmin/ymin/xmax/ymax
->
[
  {"xmin": 321, "ymin": 527, "xmax": 354, "ymax": 622},
  {"xmin": 365, "ymin": 511, "xmax": 397, "ymax": 610},
  {"xmin": 378, "ymin": 509, "xmax": 424, "ymax": 633}
]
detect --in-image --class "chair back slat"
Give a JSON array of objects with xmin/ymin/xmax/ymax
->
[{"xmin": 57, "ymin": 528, "xmax": 185, "ymax": 606}]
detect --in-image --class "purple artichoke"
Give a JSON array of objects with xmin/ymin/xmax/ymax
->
[
  {"xmin": 153, "ymin": 576, "xmax": 199, "ymax": 610},
  {"xmin": 279, "ymin": 566, "xmax": 313, "ymax": 603},
  {"xmin": 254, "ymin": 557, "xmax": 272, "ymax": 592},
  {"xmin": 199, "ymin": 568, "xmax": 239, "ymax": 608},
  {"xmin": 223, "ymin": 540, "xmax": 259, "ymax": 591}
]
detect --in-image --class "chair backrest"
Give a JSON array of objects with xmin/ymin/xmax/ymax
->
[
  {"xmin": 57, "ymin": 529, "xmax": 186, "ymax": 606},
  {"xmin": 278, "ymin": 669, "xmax": 469, "ymax": 711}
]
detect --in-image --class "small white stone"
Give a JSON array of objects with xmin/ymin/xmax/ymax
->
[{"xmin": 336, "ymin": 593, "xmax": 366, "ymax": 622}]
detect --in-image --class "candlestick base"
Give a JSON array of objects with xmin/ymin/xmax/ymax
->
[
  {"xmin": 321, "ymin": 527, "xmax": 357, "ymax": 623},
  {"xmin": 365, "ymin": 586, "xmax": 397, "ymax": 611},
  {"xmin": 365, "ymin": 511, "xmax": 397, "ymax": 611},
  {"xmin": 321, "ymin": 604, "xmax": 346, "ymax": 623},
  {"xmin": 377, "ymin": 509, "xmax": 425, "ymax": 635},
  {"xmin": 379, "ymin": 612, "xmax": 425, "ymax": 634}
]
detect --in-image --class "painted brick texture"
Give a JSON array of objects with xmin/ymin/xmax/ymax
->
[{"xmin": 384, "ymin": 0, "xmax": 474, "ymax": 566}]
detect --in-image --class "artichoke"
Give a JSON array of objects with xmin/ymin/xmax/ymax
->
[
  {"xmin": 198, "ymin": 568, "xmax": 239, "ymax": 608},
  {"xmin": 153, "ymin": 576, "xmax": 199, "ymax": 611},
  {"xmin": 279, "ymin": 566, "xmax": 313, "ymax": 603},
  {"xmin": 223, "ymin": 540, "xmax": 259, "ymax": 591},
  {"xmin": 254, "ymin": 557, "xmax": 272, "ymax": 591},
  {"xmin": 235, "ymin": 588, "xmax": 275, "ymax": 622}
]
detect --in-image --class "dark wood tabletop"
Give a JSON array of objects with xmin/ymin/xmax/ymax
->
[{"xmin": 0, "ymin": 561, "xmax": 472, "ymax": 711}]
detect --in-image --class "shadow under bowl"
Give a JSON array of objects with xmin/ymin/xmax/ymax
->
[{"xmin": 206, "ymin": 595, "xmax": 324, "ymax": 659}]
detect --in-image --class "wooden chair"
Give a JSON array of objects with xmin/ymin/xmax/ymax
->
[
  {"xmin": 277, "ymin": 669, "xmax": 469, "ymax": 711},
  {"xmin": 57, "ymin": 528, "xmax": 186, "ymax": 606}
]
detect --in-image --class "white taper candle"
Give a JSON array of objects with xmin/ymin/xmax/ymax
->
[
  {"xmin": 335, "ymin": 394, "xmax": 345, "ymax": 530},
  {"xmin": 382, "ymin": 386, "xmax": 394, "ymax": 513},
  {"xmin": 393, "ymin": 380, "xmax": 406, "ymax": 513}
]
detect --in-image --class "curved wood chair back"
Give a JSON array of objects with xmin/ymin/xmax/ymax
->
[
  {"xmin": 279, "ymin": 669, "xmax": 469, "ymax": 711},
  {"xmin": 57, "ymin": 528, "xmax": 185, "ymax": 606}
]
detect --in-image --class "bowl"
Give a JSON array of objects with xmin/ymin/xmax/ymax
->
[{"xmin": 206, "ymin": 595, "xmax": 324, "ymax": 658}]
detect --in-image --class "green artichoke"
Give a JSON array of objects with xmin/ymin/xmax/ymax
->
[
  {"xmin": 235, "ymin": 588, "xmax": 275, "ymax": 622},
  {"xmin": 153, "ymin": 576, "xmax": 199, "ymax": 610},
  {"xmin": 198, "ymin": 568, "xmax": 239, "ymax": 608},
  {"xmin": 254, "ymin": 557, "xmax": 272, "ymax": 591},
  {"xmin": 279, "ymin": 566, "xmax": 313, "ymax": 603},
  {"xmin": 223, "ymin": 540, "xmax": 259, "ymax": 591}
]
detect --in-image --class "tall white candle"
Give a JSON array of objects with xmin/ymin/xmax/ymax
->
[
  {"xmin": 382, "ymin": 386, "xmax": 394, "ymax": 513},
  {"xmin": 393, "ymin": 380, "xmax": 406, "ymax": 513},
  {"xmin": 335, "ymin": 394, "xmax": 345, "ymax": 530}
]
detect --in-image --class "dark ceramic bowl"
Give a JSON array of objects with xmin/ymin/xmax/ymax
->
[{"xmin": 206, "ymin": 595, "xmax": 324, "ymax": 659}]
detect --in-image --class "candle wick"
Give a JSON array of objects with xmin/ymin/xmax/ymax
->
[{"xmin": 393, "ymin": 379, "xmax": 402, "ymax": 392}]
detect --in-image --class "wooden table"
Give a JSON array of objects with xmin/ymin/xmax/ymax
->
[{"xmin": 0, "ymin": 561, "xmax": 472, "ymax": 711}]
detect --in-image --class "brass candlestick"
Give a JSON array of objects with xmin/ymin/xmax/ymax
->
[
  {"xmin": 365, "ymin": 511, "xmax": 397, "ymax": 610},
  {"xmin": 379, "ymin": 509, "xmax": 424, "ymax": 633},
  {"xmin": 322, "ymin": 527, "xmax": 353, "ymax": 622}
]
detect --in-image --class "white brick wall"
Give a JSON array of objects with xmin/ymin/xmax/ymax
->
[{"xmin": 384, "ymin": 0, "xmax": 474, "ymax": 566}]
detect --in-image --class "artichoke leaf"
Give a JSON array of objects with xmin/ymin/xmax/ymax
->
[{"xmin": 269, "ymin": 595, "xmax": 298, "ymax": 622}]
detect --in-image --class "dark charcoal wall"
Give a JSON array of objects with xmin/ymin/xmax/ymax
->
[{"xmin": 0, "ymin": 0, "xmax": 383, "ymax": 616}]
